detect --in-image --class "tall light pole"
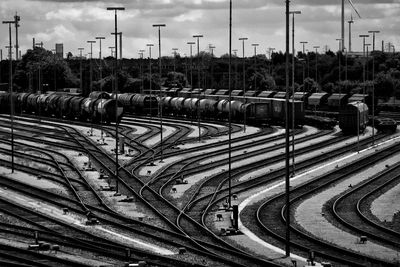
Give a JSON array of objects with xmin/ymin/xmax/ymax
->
[
  {"xmin": 87, "ymin": 40, "xmax": 96, "ymax": 93},
  {"xmin": 239, "ymin": 37, "xmax": 248, "ymax": 132},
  {"xmin": 95, "ymin": 36, "xmax": 105, "ymax": 140},
  {"xmin": 209, "ymin": 45, "xmax": 215, "ymax": 89},
  {"xmin": 290, "ymin": 10, "xmax": 301, "ymax": 177},
  {"xmin": 285, "ymin": 0, "xmax": 291, "ymax": 257},
  {"xmin": 14, "ymin": 13, "xmax": 20, "ymax": 61},
  {"xmin": 251, "ymin": 43, "xmax": 259, "ymax": 91},
  {"xmin": 368, "ymin": 30, "xmax": 380, "ymax": 52},
  {"xmin": 336, "ymin": 38, "xmax": 343, "ymax": 112},
  {"xmin": 108, "ymin": 46, "xmax": 115, "ymax": 57},
  {"xmin": 78, "ymin": 48, "xmax": 84, "ymax": 93},
  {"xmin": 153, "ymin": 23, "xmax": 166, "ymax": 161},
  {"xmin": 359, "ymin": 34, "xmax": 369, "ymax": 95},
  {"xmin": 172, "ymin": 48, "xmax": 178, "ymax": 72},
  {"xmin": 348, "ymin": 16, "xmax": 354, "ymax": 52},
  {"xmin": 228, "ymin": 0, "xmax": 233, "ymax": 209},
  {"xmin": 147, "ymin": 44, "xmax": 154, "ymax": 118},
  {"xmin": 313, "ymin": 46, "xmax": 320, "ymax": 84},
  {"xmin": 193, "ymin": 34, "xmax": 203, "ymax": 142},
  {"xmin": 187, "ymin": 41, "xmax": 195, "ymax": 93},
  {"xmin": 107, "ymin": 6, "xmax": 125, "ymax": 196},
  {"xmin": 268, "ymin": 47, "xmax": 275, "ymax": 75},
  {"xmin": 3, "ymin": 20, "xmax": 16, "ymax": 173},
  {"xmin": 139, "ymin": 49, "xmax": 145, "ymax": 94},
  {"xmin": 300, "ymin": 41, "xmax": 307, "ymax": 55},
  {"xmin": 87, "ymin": 40, "xmax": 96, "ymax": 135}
]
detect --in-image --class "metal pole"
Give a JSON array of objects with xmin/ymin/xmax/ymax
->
[
  {"xmin": 239, "ymin": 37, "xmax": 248, "ymax": 132},
  {"xmin": 107, "ymin": 6, "xmax": 125, "ymax": 196},
  {"xmin": 341, "ymin": 0, "xmax": 345, "ymax": 51},
  {"xmin": 251, "ymin": 43, "xmax": 259, "ymax": 91},
  {"xmin": 147, "ymin": 44, "xmax": 154, "ymax": 118},
  {"xmin": 3, "ymin": 21, "xmax": 15, "ymax": 173},
  {"xmin": 14, "ymin": 13, "xmax": 20, "ymax": 61},
  {"xmin": 193, "ymin": 34, "xmax": 203, "ymax": 142},
  {"xmin": 313, "ymin": 46, "xmax": 320, "ymax": 84},
  {"xmin": 87, "ymin": 40, "xmax": 96, "ymax": 135},
  {"xmin": 228, "ymin": 0, "xmax": 232, "ymax": 209},
  {"xmin": 348, "ymin": 17, "xmax": 354, "ymax": 52},
  {"xmin": 78, "ymin": 48, "xmax": 84, "ymax": 93},
  {"xmin": 285, "ymin": 0, "xmax": 291, "ymax": 257},
  {"xmin": 290, "ymin": 10, "xmax": 301, "ymax": 177},
  {"xmin": 96, "ymin": 36, "xmax": 105, "ymax": 140},
  {"xmin": 153, "ymin": 24, "xmax": 166, "ymax": 161},
  {"xmin": 336, "ymin": 38, "xmax": 343, "ymax": 113},
  {"xmin": 172, "ymin": 48, "xmax": 178, "ymax": 72}
]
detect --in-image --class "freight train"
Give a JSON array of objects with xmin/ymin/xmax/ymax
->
[
  {"xmin": 112, "ymin": 92, "xmax": 305, "ymax": 128},
  {"xmin": 161, "ymin": 87, "xmax": 377, "ymax": 116},
  {"xmin": 0, "ymin": 92, "xmax": 124, "ymax": 123}
]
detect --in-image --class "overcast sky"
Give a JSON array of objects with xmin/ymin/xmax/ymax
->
[{"xmin": 1, "ymin": 0, "xmax": 400, "ymax": 59}]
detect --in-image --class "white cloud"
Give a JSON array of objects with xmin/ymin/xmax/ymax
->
[{"xmin": 174, "ymin": 10, "xmax": 203, "ymax": 22}]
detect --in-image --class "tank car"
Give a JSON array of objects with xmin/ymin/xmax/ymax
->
[{"xmin": 96, "ymin": 99, "xmax": 124, "ymax": 123}]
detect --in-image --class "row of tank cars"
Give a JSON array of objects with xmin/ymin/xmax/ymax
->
[
  {"xmin": 0, "ymin": 91, "xmax": 124, "ymax": 123},
  {"xmin": 1, "ymin": 88, "xmax": 394, "ymax": 135},
  {"xmin": 115, "ymin": 91, "xmax": 372, "ymax": 134}
]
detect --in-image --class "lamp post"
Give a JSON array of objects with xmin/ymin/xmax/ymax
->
[
  {"xmin": 313, "ymin": 46, "xmax": 320, "ymax": 84},
  {"xmin": 209, "ymin": 45, "xmax": 215, "ymax": 89},
  {"xmin": 359, "ymin": 34, "xmax": 369, "ymax": 96},
  {"xmin": 368, "ymin": 30, "xmax": 380, "ymax": 52},
  {"xmin": 336, "ymin": 38, "xmax": 343, "ymax": 113},
  {"xmin": 233, "ymin": 49, "xmax": 238, "ymax": 90},
  {"xmin": 268, "ymin": 47, "xmax": 275, "ymax": 75},
  {"xmin": 139, "ymin": 49, "xmax": 145, "ymax": 94},
  {"xmin": 239, "ymin": 37, "xmax": 248, "ymax": 132},
  {"xmin": 87, "ymin": 40, "xmax": 96, "ymax": 135},
  {"xmin": 95, "ymin": 36, "xmax": 105, "ymax": 140},
  {"xmin": 108, "ymin": 46, "xmax": 115, "ymax": 57},
  {"xmin": 300, "ymin": 41, "xmax": 307, "ymax": 55},
  {"xmin": 228, "ymin": 0, "xmax": 233, "ymax": 209},
  {"xmin": 78, "ymin": 48, "xmax": 84, "ymax": 94},
  {"xmin": 251, "ymin": 43, "xmax": 259, "ymax": 91},
  {"xmin": 187, "ymin": 41, "xmax": 195, "ymax": 92},
  {"xmin": 193, "ymin": 34, "xmax": 203, "ymax": 142},
  {"xmin": 3, "ymin": 20, "xmax": 16, "ymax": 173},
  {"xmin": 147, "ymin": 44, "xmax": 154, "ymax": 118},
  {"xmin": 107, "ymin": 6, "xmax": 125, "ymax": 196},
  {"xmin": 153, "ymin": 23, "xmax": 166, "ymax": 161},
  {"xmin": 14, "ymin": 13, "xmax": 20, "ymax": 61},
  {"xmin": 172, "ymin": 48, "xmax": 178, "ymax": 72},
  {"xmin": 285, "ymin": 0, "xmax": 291, "ymax": 257},
  {"xmin": 348, "ymin": 16, "xmax": 354, "ymax": 52},
  {"xmin": 87, "ymin": 41, "xmax": 96, "ymax": 93},
  {"xmin": 289, "ymin": 10, "xmax": 301, "ymax": 177}
]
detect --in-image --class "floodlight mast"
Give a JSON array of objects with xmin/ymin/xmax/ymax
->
[
  {"xmin": 193, "ymin": 34, "xmax": 203, "ymax": 142},
  {"xmin": 239, "ymin": 37, "xmax": 248, "ymax": 132},
  {"xmin": 153, "ymin": 23, "xmax": 166, "ymax": 162},
  {"xmin": 285, "ymin": 0, "xmax": 291, "ymax": 257},
  {"xmin": 3, "ymin": 20, "xmax": 16, "ymax": 173},
  {"xmin": 289, "ymin": 10, "xmax": 301, "ymax": 176},
  {"xmin": 107, "ymin": 6, "xmax": 125, "ymax": 196},
  {"xmin": 147, "ymin": 44, "xmax": 154, "ymax": 120},
  {"xmin": 95, "ymin": 36, "xmax": 105, "ymax": 140}
]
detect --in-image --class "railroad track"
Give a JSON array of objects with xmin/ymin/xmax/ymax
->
[
  {"xmin": 332, "ymin": 161, "xmax": 400, "ymax": 247},
  {"xmin": 256, "ymin": 139, "xmax": 400, "ymax": 266}
]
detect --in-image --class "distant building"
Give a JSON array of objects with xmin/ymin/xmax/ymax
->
[{"xmin": 55, "ymin": 43, "xmax": 63, "ymax": 58}]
